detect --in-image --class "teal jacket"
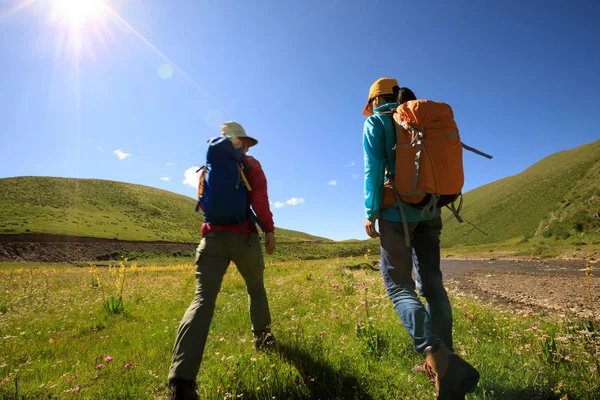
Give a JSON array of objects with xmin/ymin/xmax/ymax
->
[{"xmin": 363, "ymin": 103, "xmax": 441, "ymax": 222}]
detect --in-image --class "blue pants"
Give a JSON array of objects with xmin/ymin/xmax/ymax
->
[{"xmin": 379, "ymin": 217, "xmax": 453, "ymax": 353}]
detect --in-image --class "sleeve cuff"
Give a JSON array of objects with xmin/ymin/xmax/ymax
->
[{"xmin": 366, "ymin": 211, "xmax": 380, "ymax": 221}]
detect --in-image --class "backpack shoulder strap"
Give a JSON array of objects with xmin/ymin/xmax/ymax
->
[
  {"xmin": 239, "ymin": 164, "xmax": 252, "ymax": 191},
  {"xmin": 377, "ymin": 109, "xmax": 411, "ymax": 247},
  {"xmin": 377, "ymin": 110, "xmax": 397, "ymax": 152},
  {"xmin": 195, "ymin": 165, "xmax": 207, "ymax": 212}
]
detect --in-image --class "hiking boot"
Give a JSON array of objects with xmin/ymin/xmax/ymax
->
[
  {"xmin": 445, "ymin": 354, "xmax": 480, "ymax": 399},
  {"xmin": 424, "ymin": 344, "xmax": 480, "ymax": 400},
  {"xmin": 253, "ymin": 332, "xmax": 276, "ymax": 351},
  {"xmin": 167, "ymin": 379, "xmax": 199, "ymax": 400}
]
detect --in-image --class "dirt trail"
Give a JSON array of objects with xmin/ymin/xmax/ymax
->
[
  {"xmin": 0, "ymin": 234, "xmax": 198, "ymax": 262},
  {"xmin": 441, "ymin": 258, "xmax": 590, "ymax": 279},
  {"xmin": 0, "ymin": 234, "xmax": 333, "ymax": 262}
]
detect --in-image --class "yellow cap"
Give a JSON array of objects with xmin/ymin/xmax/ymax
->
[{"xmin": 362, "ymin": 77, "xmax": 399, "ymax": 116}]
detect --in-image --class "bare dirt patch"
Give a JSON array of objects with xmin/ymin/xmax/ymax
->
[{"xmin": 451, "ymin": 271, "xmax": 600, "ymax": 321}]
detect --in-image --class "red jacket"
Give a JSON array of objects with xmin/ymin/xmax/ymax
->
[{"xmin": 201, "ymin": 156, "xmax": 275, "ymax": 235}]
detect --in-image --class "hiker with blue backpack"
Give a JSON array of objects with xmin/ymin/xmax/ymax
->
[
  {"xmin": 167, "ymin": 121, "xmax": 276, "ymax": 400},
  {"xmin": 362, "ymin": 78, "xmax": 481, "ymax": 399}
]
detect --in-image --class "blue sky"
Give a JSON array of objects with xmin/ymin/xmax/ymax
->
[{"xmin": 1, "ymin": 0, "xmax": 599, "ymax": 241}]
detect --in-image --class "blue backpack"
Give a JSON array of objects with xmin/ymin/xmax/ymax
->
[{"xmin": 195, "ymin": 136, "xmax": 251, "ymax": 225}]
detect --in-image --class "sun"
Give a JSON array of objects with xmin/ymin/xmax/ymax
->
[
  {"xmin": 54, "ymin": 0, "xmax": 106, "ymax": 26},
  {"xmin": 50, "ymin": 0, "xmax": 110, "ymax": 56}
]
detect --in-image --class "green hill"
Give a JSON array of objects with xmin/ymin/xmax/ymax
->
[
  {"xmin": 0, "ymin": 177, "xmax": 329, "ymax": 243},
  {"xmin": 441, "ymin": 139, "xmax": 600, "ymax": 248},
  {"xmin": 2, "ymin": 137, "xmax": 598, "ymax": 254}
]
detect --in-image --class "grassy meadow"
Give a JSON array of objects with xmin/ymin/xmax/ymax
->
[
  {"xmin": 1, "ymin": 140, "xmax": 599, "ymax": 398},
  {"xmin": 1, "ymin": 256, "xmax": 599, "ymax": 399}
]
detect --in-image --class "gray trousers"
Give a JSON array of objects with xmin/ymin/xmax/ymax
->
[{"xmin": 168, "ymin": 231, "xmax": 272, "ymax": 381}]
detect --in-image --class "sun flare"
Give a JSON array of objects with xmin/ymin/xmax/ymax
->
[
  {"xmin": 3, "ymin": 0, "xmax": 197, "ymax": 86},
  {"xmin": 54, "ymin": 0, "xmax": 105, "ymax": 26}
]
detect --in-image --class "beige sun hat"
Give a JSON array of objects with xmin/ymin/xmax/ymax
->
[{"xmin": 220, "ymin": 121, "xmax": 258, "ymax": 147}]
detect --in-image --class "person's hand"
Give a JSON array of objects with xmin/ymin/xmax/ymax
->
[
  {"xmin": 365, "ymin": 218, "xmax": 379, "ymax": 238},
  {"xmin": 265, "ymin": 231, "xmax": 276, "ymax": 254}
]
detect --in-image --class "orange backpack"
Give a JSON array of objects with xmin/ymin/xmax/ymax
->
[{"xmin": 381, "ymin": 100, "xmax": 492, "ymax": 242}]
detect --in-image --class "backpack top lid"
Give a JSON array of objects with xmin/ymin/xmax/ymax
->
[
  {"xmin": 206, "ymin": 136, "xmax": 245, "ymax": 165},
  {"xmin": 395, "ymin": 100, "xmax": 455, "ymax": 129}
]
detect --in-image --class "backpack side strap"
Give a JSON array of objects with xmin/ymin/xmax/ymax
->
[
  {"xmin": 445, "ymin": 194, "xmax": 489, "ymax": 236},
  {"xmin": 387, "ymin": 174, "xmax": 411, "ymax": 248},
  {"xmin": 462, "ymin": 142, "xmax": 493, "ymax": 159},
  {"xmin": 420, "ymin": 194, "xmax": 439, "ymax": 219},
  {"xmin": 446, "ymin": 194, "xmax": 464, "ymax": 223}
]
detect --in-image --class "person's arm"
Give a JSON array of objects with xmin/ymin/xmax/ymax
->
[
  {"xmin": 245, "ymin": 157, "xmax": 276, "ymax": 254},
  {"xmin": 363, "ymin": 117, "xmax": 387, "ymax": 237},
  {"xmin": 245, "ymin": 157, "xmax": 275, "ymax": 232},
  {"xmin": 363, "ymin": 117, "xmax": 387, "ymax": 221}
]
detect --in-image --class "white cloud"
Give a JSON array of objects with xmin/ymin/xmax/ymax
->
[
  {"xmin": 286, "ymin": 197, "xmax": 305, "ymax": 206},
  {"xmin": 113, "ymin": 149, "xmax": 132, "ymax": 160},
  {"xmin": 166, "ymin": 162, "xmax": 175, "ymax": 166},
  {"xmin": 96, "ymin": 146, "xmax": 103, "ymax": 151},
  {"xmin": 352, "ymin": 174, "xmax": 359, "ymax": 179},
  {"xmin": 160, "ymin": 177, "xmax": 170, "ymax": 181},
  {"xmin": 328, "ymin": 180, "xmax": 337, "ymax": 186},
  {"xmin": 274, "ymin": 201, "xmax": 285, "ymax": 208},
  {"xmin": 183, "ymin": 167, "xmax": 201, "ymax": 188},
  {"xmin": 345, "ymin": 161, "xmax": 356, "ymax": 167}
]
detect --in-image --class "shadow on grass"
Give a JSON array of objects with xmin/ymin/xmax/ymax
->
[
  {"xmin": 273, "ymin": 341, "xmax": 373, "ymax": 400},
  {"xmin": 206, "ymin": 339, "xmax": 373, "ymax": 400}
]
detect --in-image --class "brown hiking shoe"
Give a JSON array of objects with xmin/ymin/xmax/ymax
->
[
  {"xmin": 424, "ymin": 344, "xmax": 480, "ymax": 400},
  {"xmin": 253, "ymin": 332, "xmax": 276, "ymax": 351},
  {"xmin": 167, "ymin": 379, "xmax": 199, "ymax": 400},
  {"xmin": 444, "ymin": 354, "xmax": 480, "ymax": 399}
]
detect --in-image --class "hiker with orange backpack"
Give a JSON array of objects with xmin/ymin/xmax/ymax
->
[
  {"xmin": 362, "ymin": 78, "xmax": 481, "ymax": 399},
  {"xmin": 167, "ymin": 122, "xmax": 276, "ymax": 400}
]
